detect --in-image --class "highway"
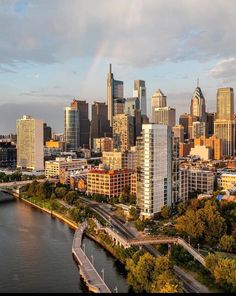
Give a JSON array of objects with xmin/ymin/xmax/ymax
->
[{"xmin": 79, "ymin": 196, "xmax": 210, "ymax": 293}]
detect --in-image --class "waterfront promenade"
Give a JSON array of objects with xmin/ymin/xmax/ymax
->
[{"xmin": 72, "ymin": 221, "xmax": 111, "ymax": 293}]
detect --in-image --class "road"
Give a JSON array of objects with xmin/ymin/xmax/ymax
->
[{"xmin": 79, "ymin": 196, "xmax": 210, "ymax": 293}]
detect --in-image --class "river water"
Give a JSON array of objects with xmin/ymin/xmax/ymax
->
[{"xmin": 0, "ymin": 192, "xmax": 129, "ymax": 293}]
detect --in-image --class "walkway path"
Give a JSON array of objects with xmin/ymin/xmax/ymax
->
[{"xmin": 72, "ymin": 221, "xmax": 111, "ymax": 293}]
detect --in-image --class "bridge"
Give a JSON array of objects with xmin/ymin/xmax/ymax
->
[
  {"xmin": 127, "ymin": 236, "xmax": 206, "ymax": 267},
  {"xmin": 0, "ymin": 178, "xmax": 58, "ymax": 189},
  {"xmin": 72, "ymin": 221, "xmax": 111, "ymax": 293}
]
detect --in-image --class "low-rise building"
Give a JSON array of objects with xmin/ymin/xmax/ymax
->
[
  {"xmin": 87, "ymin": 169, "xmax": 133, "ymax": 198},
  {"xmin": 93, "ymin": 137, "xmax": 113, "ymax": 152},
  {"xmin": 102, "ymin": 150, "xmax": 137, "ymax": 171},
  {"xmin": 188, "ymin": 169, "xmax": 215, "ymax": 194},
  {"xmin": 190, "ymin": 145, "xmax": 211, "ymax": 161},
  {"xmin": 220, "ymin": 173, "xmax": 236, "ymax": 190},
  {"xmin": 179, "ymin": 168, "xmax": 189, "ymax": 201},
  {"xmin": 45, "ymin": 157, "xmax": 87, "ymax": 178}
]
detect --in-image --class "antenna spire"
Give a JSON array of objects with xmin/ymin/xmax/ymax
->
[{"xmin": 197, "ymin": 77, "xmax": 199, "ymax": 87}]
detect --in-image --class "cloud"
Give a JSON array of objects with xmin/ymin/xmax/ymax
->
[
  {"xmin": 0, "ymin": 0, "xmax": 236, "ymax": 68},
  {"xmin": 209, "ymin": 58, "xmax": 236, "ymax": 82}
]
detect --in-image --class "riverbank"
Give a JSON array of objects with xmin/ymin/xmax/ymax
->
[{"xmin": 15, "ymin": 194, "xmax": 129, "ymax": 282}]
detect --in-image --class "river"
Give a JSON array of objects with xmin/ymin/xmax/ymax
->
[{"xmin": 0, "ymin": 192, "xmax": 130, "ymax": 293}]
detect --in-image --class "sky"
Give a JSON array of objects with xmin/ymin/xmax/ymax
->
[{"xmin": 0, "ymin": 0, "xmax": 236, "ymax": 133}]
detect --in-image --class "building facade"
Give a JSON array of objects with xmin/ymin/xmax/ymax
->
[
  {"xmin": 113, "ymin": 114, "xmax": 134, "ymax": 151},
  {"xmin": 137, "ymin": 124, "xmax": 172, "ymax": 218},
  {"xmin": 133, "ymin": 80, "xmax": 146, "ymax": 116},
  {"xmin": 153, "ymin": 107, "xmax": 176, "ymax": 127},
  {"xmin": 107, "ymin": 64, "xmax": 124, "ymax": 127},
  {"xmin": 87, "ymin": 169, "xmax": 133, "ymax": 198},
  {"xmin": 16, "ymin": 115, "xmax": 44, "ymax": 170},
  {"xmin": 151, "ymin": 89, "xmax": 167, "ymax": 122}
]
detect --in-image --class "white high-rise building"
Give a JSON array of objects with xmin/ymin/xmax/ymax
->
[
  {"xmin": 133, "ymin": 80, "xmax": 146, "ymax": 116},
  {"xmin": 137, "ymin": 124, "xmax": 172, "ymax": 218},
  {"xmin": 16, "ymin": 115, "xmax": 44, "ymax": 170}
]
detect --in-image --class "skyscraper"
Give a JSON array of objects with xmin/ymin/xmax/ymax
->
[
  {"xmin": 137, "ymin": 124, "xmax": 172, "ymax": 218},
  {"xmin": 64, "ymin": 106, "xmax": 80, "ymax": 151},
  {"xmin": 90, "ymin": 102, "xmax": 112, "ymax": 148},
  {"xmin": 153, "ymin": 107, "xmax": 176, "ymax": 127},
  {"xmin": 190, "ymin": 83, "xmax": 206, "ymax": 122},
  {"xmin": 133, "ymin": 80, "xmax": 146, "ymax": 116},
  {"xmin": 113, "ymin": 114, "xmax": 134, "ymax": 151},
  {"xmin": 107, "ymin": 64, "xmax": 124, "ymax": 127},
  {"xmin": 16, "ymin": 115, "xmax": 44, "ymax": 170},
  {"xmin": 151, "ymin": 89, "xmax": 167, "ymax": 122},
  {"xmin": 216, "ymin": 87, "xmax": 234, "ymax": 120},
  {"xmin": 214, "ymin": 88, "xmax": 235, "ymax": 157},
  {"xmin": 70, "ymin": 100, "xmax": 90, "ymax": 148}
]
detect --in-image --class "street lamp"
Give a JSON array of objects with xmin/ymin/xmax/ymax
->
[
  {"xmin": 91, "ymin": 255, "xmax": 94, "ymax": 266},
  {"xmin": 197, "ymin": 243, "xmax": 200, "ymax": 252},
  {"xmin": 83, "ymin": 243, "xmax": 86, "ymax": 254},
  {"xmin": 101, "ymin": 268, "xmax": 104, "ymax": 281},
  {"xmin": 114, "ymin": 286, "xmax": 118, "ymax": 293}
]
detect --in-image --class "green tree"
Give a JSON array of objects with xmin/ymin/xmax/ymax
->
[
  {"xmin": 129, "ymin": 206, "xmax": 139, "ymax": 220},
  {"xmin": 206, "ymin": 253, "xmax": 236, "ymax": 292},
  {"xmin": 219, "ymin": 235, "xmax": 235, "ymax": 252},
  {"xmin": 160, "ymin": 205, "xmax": 172, "ymax": 219},
  {"xmin": 65, "ymin": 191, "xmax": 78, "ymax": 205},
  {"xmin": 55, "ymin": 187, "xmax": 67, "ymax": 199},
  {"xmin": 175, "ymin": 209, "xmax": 205, "ymax": 240}
]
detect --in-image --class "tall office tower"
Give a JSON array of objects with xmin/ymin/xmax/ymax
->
[
  {"xmin": 137, "ymin": 124, "xmax": 172, "ymax": 218},
  {"xmin": 16, "ymin": 115, "xmax": 44, "ymax": 170},
  {"xmin": 133, "ymin": 80, "xmax": 146, "ymax": 115},
  {"xmin": 179, "ymin": 113, "xmax": 189, "ymax": 140},
  {"xmin": 107, "ymin": 64, "xmax": 124, "ymax": 127},
  {"xmin": 172, "ymin": 124, "xmax": 184, "ymax": 143},
  {"xmin": 113, "ymin": 114, "xmax": 134, "ymax": 152},
  {"xmin": 172, "ymin": 137, "xmax": 180, "ymax": 205},
  {"xmin": 43, "ymin": 123, "xmax": 52, "ymax": 144},
  {"xmin": 124, "ymin": 97, "xmax": 140, "ymax": 116},
  {"xmin": 216, "ymin": 87, "xmax": 234, "ymax": 120},
  {"xmin": 188, "ymin": 115, "xmax": 198, "ymax": 139},
  {"xmin": 153, "ymin": 107, "xmax": 176, "ymax": 127},
  {"xmin": 190, "ymin": 82, "xmax": 206, "ymax": 122},
  {"xmin": 124, "ymin": 97, "xmax": 142, "ymax": 141},
  {"xmin": 214, "ymin": 120, "xmax": 236, "ymax": 157},
  {"xmin": 90, "ymin": 102, "xmax": 112, "ymax": 148},
  {"xmin": 206, "ymin": 112, "xmax": 215, "ymax": 136},
  {"xmin": 151, "ymin": 89, "xmax": 167, "ymax": 122},
  {"xmin": 192, "ymin": 121, "xmax": 206, "ymax": 139},
  {"xmin": 70, "ymin": 100, "xmax": 90, "ymax": 148},
  {"xmin": 114, "ymin": 98, "xmax": 125, "ymax": 115},
  {"xmin": 64, "ymin": 106, "xmax": 80, "ymax": 151}
]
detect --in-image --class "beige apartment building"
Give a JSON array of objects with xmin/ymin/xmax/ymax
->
[
  {"xmin": 93, "ymin": 137, "xmax": 113, "ymax": 152},
  {"xmin": 16, "ymin": 115, "xmax": 44, "ymax": 170},
  {"xmin": 113, "ymin": 114, "xmax": 134, "ymax": 151},
  {"xmin": 220, "ymin": 173, "xmax": 236, "ymax": 190},
  {"xmin": 87, "ymin": 169, "xmax": 133, "ymax": 198},
  {"xmin": 102, "ymin": 150, "xmax": 136, "ymax": 171},
  {"xmin": 45, "ymin": 157, "xmax": 87, "ymax": 178}
]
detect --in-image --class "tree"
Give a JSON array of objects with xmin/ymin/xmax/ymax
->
[
  {"xmin": 65, "ymin": 191, "xmax": 78, "ymax": 205},
  {"xmin": 160, "ymin": 205, "xmax": 172, "ymax": 219},
  {"xmin": 206, "ymin": 253, "xmax": 236, "ymax": 292},
  {"xmin": 151, "ymin": 271, "xmax": 183, "ymax": 293},
  {"xmin": 129, "ymin": 206, "xmax": 139, "ymax": 220},
  {"xmin": 55, "ymin": 187, "xmax": 67, "ymax": 199},
  {"xmin": 177, "ymin": 202, "xmax": 187, "ymax": 216},
  {"xmin": 198, "ymin": 201, "xmax": 226, "ymax": 246},
  {"xmin": 219, "ymin": 235, "xmax": 235, "ymax": 252},
  {"xmin": 175, "ymin": 209, "xmax": 205, "ymax": 240}
]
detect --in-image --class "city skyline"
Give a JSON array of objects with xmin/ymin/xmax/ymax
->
[{"xmin": 0, "ymin": 0, "xmax": 236, "ymax": 133}]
